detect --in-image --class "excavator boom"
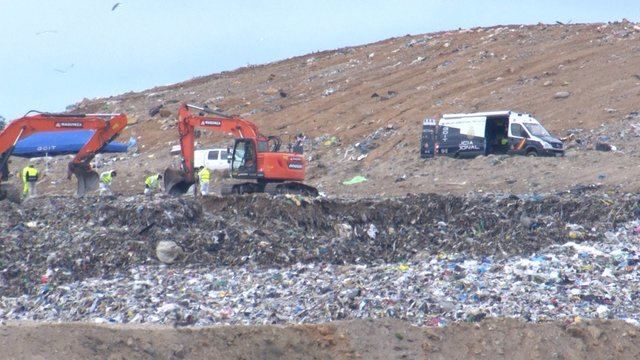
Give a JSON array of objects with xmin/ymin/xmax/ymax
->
[{"xmin": 0, "ymin": 112, "xmax": 128, "ymax": 201}]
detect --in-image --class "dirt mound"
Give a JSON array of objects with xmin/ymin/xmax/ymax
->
[
  {"xmin": 1, "ymin": 192, "xmax": 637, "ymax": 295},
  {"xmin": 2, "ymin": 318, "xmax": 639, "ymax": 359}
]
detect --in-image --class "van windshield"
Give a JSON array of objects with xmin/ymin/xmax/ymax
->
[{"xmin": 524, "ymin": 123, "xmax": 550, "ymax": 137}]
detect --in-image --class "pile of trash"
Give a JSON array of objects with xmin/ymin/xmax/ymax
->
[
  {"xmin": 562, "ymin": 110, "xmax": 640, "ymax": 152},
  {"xmin": 3, "ymin": 218, "xmax": 640, "ymax": 326},
  {"xmin": 1, "ymin": 192, "xmax": 639, "ymax": 297},
  {"xmin": 343, "ymin": 125, "xmax": 397, "ymax": 161}
]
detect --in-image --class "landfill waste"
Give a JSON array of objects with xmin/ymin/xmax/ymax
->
[
  {"xmin": 316, "ymin": 135, "xmax": 339, "ymax": 147},
  {"xmin": 595, "ymin": 142, "xmax": 616, "ymax": 152},
  {"xmin": 148, "ymin": 104, "xmax": 163, "ymax": 117},
  {"xmin": 322, "ymin": 87, "xmax": 336, "ymax": 96},
  {"xmin": 1, "ymin": 192, "xmax": 639, "ymax": 298},
  {"xmin": 554, "ymin": 91, "xmax": 571, "ymax": 99},
  {"xmin": 4, "ymin": 213, "xmax": 640, "ymax": 326},
  {"xmin": 348, "ymin": 125, "xmax": 396, "ymax": 156},
  {"xmin": 156, "ymin": 241, "xmax": 183, "ymax": 264},
  {"xmin": 371, "ymin": 90, "xmax": 398, "ymax": 101},
  {"xmin": 342, "ymin": 175, "xmax": 367, "ymax": 185}
]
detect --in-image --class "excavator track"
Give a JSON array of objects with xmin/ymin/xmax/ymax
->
[
  {"xmin": 219, "ymin": 182, "xmax": 318, "ymax": 196},
  {"xmin": 263, "ymin": 182, "xmax": 319, "ymax": 197},
  {"xmin": 220, "ymin": 182, "xmax": 264, "ymax": 195}
]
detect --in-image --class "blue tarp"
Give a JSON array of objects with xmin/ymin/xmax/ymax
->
[{"xmin": 12, "ymin": 130, "xmax": 129, "ymax": 158}]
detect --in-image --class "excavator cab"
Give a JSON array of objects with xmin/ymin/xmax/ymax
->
[{"xmin": 231, "ymin": 139, "xmax": 258, "ymax": 177}]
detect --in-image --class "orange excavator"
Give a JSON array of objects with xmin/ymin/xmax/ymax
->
[
  {"xmin": 164, "ymin": 103, "xmax": 318, "ymax": 196},
  {"xmin": 0, "ymin": 111, "xmax": 128, "ymax": 202}
]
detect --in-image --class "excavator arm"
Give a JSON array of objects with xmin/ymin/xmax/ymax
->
[{"xmin": 0, "ymin": 112, "xmax": 128, "ymax": 200}]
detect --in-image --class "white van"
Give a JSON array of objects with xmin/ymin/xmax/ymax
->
[{"xmin": 421, "ymin": 111, "xmax": 564, "ymax": 158}]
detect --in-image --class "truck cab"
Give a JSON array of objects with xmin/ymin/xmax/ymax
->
[{"xmin": 506, "ymin": 113, "xmax": 564, "ymax": 157}]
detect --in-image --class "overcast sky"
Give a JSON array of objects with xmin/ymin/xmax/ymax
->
[{"xmin": 0, "ymin": 0, "xmax": 638, "ymax": 120}]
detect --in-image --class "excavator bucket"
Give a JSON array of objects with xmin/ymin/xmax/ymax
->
[
  {"xmin": 73, "ymin": 168, "xmax": 100, "ymax": 196},
  {"xmin": 0, "ymin": 183, "xmax": 22, "ymax": 203},
  {"xmin": 164, "ymin": 168, "xmax": 195, "ymax": 196}
]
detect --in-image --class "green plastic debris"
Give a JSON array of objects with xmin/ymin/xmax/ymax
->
[
  {"xmin": 323, "ymin": 136, "xmax": 339, "ymax": 146},
  {"xmin": 343, "ymin": 175, "xmax": 367, "ymax": 185}
]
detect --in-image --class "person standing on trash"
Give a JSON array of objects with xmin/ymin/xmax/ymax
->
[
  {"xmin": 293, "ymin": 133, "xmax": 305, "ymax": 154},
  {"xmin": 144, "ymin": 173, "xmax": 163, "ymax": 196},
  {"xmin": 197, "ymin": 166, "xmax": 211, "ymax": 196},
  {"xmin": 21, "ymin": 164, "xmax": 39, "ymax": 198},
  {"xmin": 99, "ymin": 170, "xmax": 117, "ymax": 196}
]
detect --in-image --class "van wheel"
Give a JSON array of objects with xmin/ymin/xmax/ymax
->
[{"xmin": 526, "ymin": 150, "xmax": 538, "ymax": 157}]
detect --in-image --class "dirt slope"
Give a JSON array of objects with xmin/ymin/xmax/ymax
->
[
  {"xmin": 6, "ymin": 21, "xmax": 640, "ymax": 198},
  {"xmin": 2, "ymin": 318, "xmax": 639, "ymax": 360}
]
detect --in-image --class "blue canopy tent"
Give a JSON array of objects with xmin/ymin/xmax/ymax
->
[{"xmin": 12, "ymin": 130, "xmax": 129, "ymax": 158}]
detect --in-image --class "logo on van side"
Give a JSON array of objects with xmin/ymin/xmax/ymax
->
[{"xmin": 459, "ymin": 140, "xmax": 480, "ymax": 150}]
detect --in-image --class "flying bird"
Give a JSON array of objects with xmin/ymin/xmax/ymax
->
[
  {"xmin": 111, "ymin": 3, "xmax": 121, "ymax": 11},
  {"xmin": 53, "ymin": 64, "xmax": 75, "ymax": 74},
  {"xmin": 36, "ymin": 30, "xmax": 58, "ymax": 36}
]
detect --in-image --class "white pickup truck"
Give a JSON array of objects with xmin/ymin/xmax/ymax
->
[{"xmin": 171, "ymin": 146, "xmax": 230, "ymax": 172}]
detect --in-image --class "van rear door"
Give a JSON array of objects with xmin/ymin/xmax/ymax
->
[{"xmin": 421, "ymin": 118, "xmax": 437, "ymax": 158}]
